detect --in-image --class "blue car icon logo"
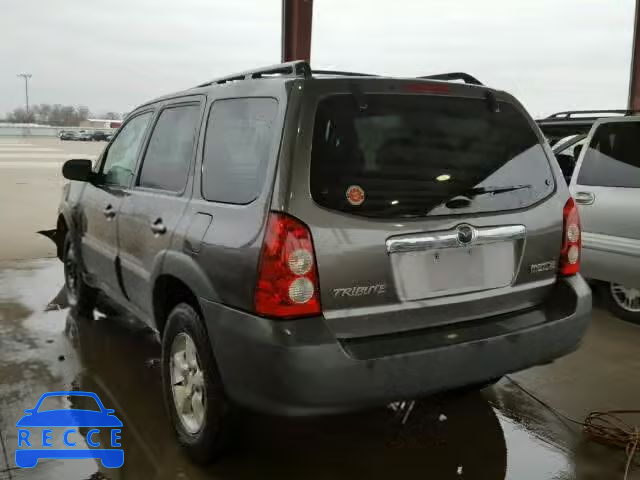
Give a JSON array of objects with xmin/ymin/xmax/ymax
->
[{"xmin": 15, "ymin": 391, "xmax": 124, "ymax": 468}]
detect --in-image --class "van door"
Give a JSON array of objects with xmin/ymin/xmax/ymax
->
[
  {"xmin": 117, "ymin": 100, "xmax": 203, "ymax": 318},
  {"xmin": 570, "ymin": 118, "xmax": 640, "ymax": 288}
]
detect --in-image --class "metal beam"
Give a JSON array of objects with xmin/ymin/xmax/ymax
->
[
  {"xmin": 281, "ymin": 0, "xmax": 313, "ymax": 63},
  {"xmin": 629, "ymin": 0, "xmax": 640, "ymax": 109}
]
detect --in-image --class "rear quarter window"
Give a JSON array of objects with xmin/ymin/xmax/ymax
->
[
  {"xmin": 202, "ymin": 98, "xmax": 279, "ymax": 204},
  {"xmin": 577, "ymin": 122, "xmax": 640, "ymax": 188},
  {"xmin": 310, "ymin": 94, "xmax": 554, "ymax": 218}
]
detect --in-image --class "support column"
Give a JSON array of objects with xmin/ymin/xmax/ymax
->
[
  {"xmin": 281, "ymin": 0, "xmax": 313, "ymax": 62},
  {"xmin": 629, "ymin": 0, "xmax": 640, "ymax": 110}
]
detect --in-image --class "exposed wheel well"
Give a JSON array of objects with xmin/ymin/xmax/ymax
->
[{"xmin": 153, "ymin": 275, "xmax": 201, "ymax": 335}]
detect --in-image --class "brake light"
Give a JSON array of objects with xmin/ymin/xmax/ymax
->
[
  {"xmin": 404, "ymin": 83, "xmax": 450, "ymax": 94},
  {"xmin": 255, "ymin": 212, "xmax": 321, "ymax": 318},
  {"xmin": 559, "ymin": 197, "xmax": 581, "ymax": 276}
]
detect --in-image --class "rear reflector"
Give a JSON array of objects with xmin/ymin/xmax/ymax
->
[
  {"xmin": 559, "ymin": 197, "xmax": 581, "ymax": 276},
  {"xmin": 255, "ymin": 212, "xmax": 321, "ymax": 318}
]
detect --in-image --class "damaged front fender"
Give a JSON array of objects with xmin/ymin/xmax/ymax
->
[{"xmin": 38, "ymin": 228, "xmax": 64, "ymax": 260}]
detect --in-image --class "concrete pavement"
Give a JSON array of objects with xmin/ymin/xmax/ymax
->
[{"xmin": 0, "ymin": 137, "xmax": 104, "ymax": 261}]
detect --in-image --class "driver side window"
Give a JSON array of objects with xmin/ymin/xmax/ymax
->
[{"xmin": 101, "ymin": 112, "xmax": 153, "ymax": 187}]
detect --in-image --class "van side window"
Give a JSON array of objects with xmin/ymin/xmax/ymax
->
[
  {"xmin": 202, "ymin": 98, "xmax": 278, "ymax": 204},
  {"xmin": 138, "ymin": 104, "xmax": 201, "ymax": 192},
  {"xmin": 577, "ymin": 122, "xmax": 640, "ymax": 188}
]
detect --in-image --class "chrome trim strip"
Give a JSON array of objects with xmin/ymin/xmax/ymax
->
[
  {"xmin": 386, "ymin": 224, "xmax": 526, "ymax": 254},
  {"xmin": 582, "ymin": 231, "xmax": 640, "ymax": 258}
]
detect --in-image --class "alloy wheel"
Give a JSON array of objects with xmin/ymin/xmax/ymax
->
[
  {"xmin": 610, "ymin": 283, "xmax": 640, "ymax": 312},
  {"xmin": 170, "ymin": 332, "xmax": 206, "ymax": 434}
]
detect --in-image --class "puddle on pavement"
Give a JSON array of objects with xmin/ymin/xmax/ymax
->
[{"xmin": 0, "ymin": 259, "xmax": 631, "ymax": 479}]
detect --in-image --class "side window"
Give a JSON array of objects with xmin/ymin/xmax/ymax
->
[
  {"xmin": 202, "ymin": 98, "xmax": 279, "ymax": 204},
  {"xmin": 101, "ymin": 112, "xmax": 152, "ymax": 187},
  {"xmin": 577, "ymin": 122, "xmax": 640, "ymax": 188},
  {"xmin": 138, "ymin": 104, "xmax": 201, "ymax": 192}
]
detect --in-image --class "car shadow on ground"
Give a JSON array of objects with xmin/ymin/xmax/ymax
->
[{"xmin": 64, "ymin": 298, "xmax": 508, "ymax": 480}]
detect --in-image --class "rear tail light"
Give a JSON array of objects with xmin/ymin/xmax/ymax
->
[
  {"xmin": 254, "ymin": 212, "xmax": 321, "ymax": 318},
  {"xmin": 559, "ymin": 197, "xmax": 581, "ymax": 276}
]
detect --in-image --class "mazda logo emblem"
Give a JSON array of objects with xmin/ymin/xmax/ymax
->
[{"xmin": 456, "ymin": 224, "xmax": 475, "ymax": 245}]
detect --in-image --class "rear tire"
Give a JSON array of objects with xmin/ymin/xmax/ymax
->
[
  {"xmin": 161, "ymin": 303, "xmax": 234, "ymax": 463},
  {"xmin": 63, "ymin": 232, "xmax": 97, "ymax": 316},
  {"xmin": 601, "ymin": 282, "xmax": 640, "ymax": 325}
]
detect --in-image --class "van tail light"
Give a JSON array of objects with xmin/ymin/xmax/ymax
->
[
  {"xmin": 254, "ymin": 212, "xmax": 321, "ymax": 318},
  {"xmin": 559, "ymin": 197, "xmax": 581, "ymax": 276}
]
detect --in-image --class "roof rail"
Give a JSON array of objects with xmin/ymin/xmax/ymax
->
[
  {"xmin": 196, "ymin": 64, "xmax": 484, "ymax": 87},
  {"xmin": 546, "ymin": 109, "xmax": 640, "ymax": 119},
  {"xmin": 312, "ymin": 70, "xmax": 378, "ymax": 77},
  {"xmin": 197, "ymin": 61, "xmax": 312, "ymax": 87},
  {"xmin": 418, "ymin": 72, "xmax": 483, "ymax": 86}
]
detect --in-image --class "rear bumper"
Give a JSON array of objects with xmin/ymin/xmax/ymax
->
[{"xmin": 201, "ymin": 275, "xmax": 591, "ymax": 416}]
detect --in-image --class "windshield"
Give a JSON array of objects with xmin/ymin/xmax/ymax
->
[{"xmin": 310, "ymin": 94, "xmax": 555, "ymax": 218}]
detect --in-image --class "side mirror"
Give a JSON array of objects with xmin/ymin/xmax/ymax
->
[{"xmin": 62, "ymin": 159, "xmax": 93, "ymax": 182}]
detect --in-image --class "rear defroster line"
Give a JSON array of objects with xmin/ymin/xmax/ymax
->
[{"xmin": 505, "ymin": 375, "xmax": 639, "ymax": 480}]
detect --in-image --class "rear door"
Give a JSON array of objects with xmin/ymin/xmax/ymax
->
[
  {"xmin": 117, "ymin": 98, "xmax": 203, "ymax": 317},
  {"xmin": 286, "ymin": 82, "xmax": 564, "ymax": 338},
  {"xmin": 570, "ymin": 118, "xmax": 640, "ymax": 287},
  {"xmin": 80, "ymin": 111, "xmax": 153, "ymax": 294}
]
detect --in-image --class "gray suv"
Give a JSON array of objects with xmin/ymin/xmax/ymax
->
[{"xmin": 57, "ymin": 62, "xmax": 591, "ymax": 462}]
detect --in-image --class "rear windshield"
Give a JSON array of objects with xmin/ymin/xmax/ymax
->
[
  {"xmin": 310, "ymin": 94, "xmax": 554, "ymax": 218},
  {"xmin": 577, "ymin": 122, "xmax": 640, "ymax": 188}
]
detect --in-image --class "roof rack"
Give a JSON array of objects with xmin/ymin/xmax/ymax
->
[
  {"xmin": 312, "ymin": 70, "xmax": 378, "ymax": 77},
  {"xmin": 196, "ymin": 63, "xmax": 483, "ymax": 88},
  {"xmin": 418, "ymin": 72, "xmax": 483, "ymax": 86},
  {"xmin": 546, "ymin": 109, "xmax": 640, "ymax": 120},
  {"xmin": 197, "ymin": 60, "xmax": 312, "ymax": 87}
]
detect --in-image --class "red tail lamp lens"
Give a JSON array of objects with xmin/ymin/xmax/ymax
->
[
  {"xmin": 255, "ymin": 212, "xmax": 321, "ymax": 318},
  {"xmin": 559, "ymin": 197, "xmax": 581, "ymax": 276}
]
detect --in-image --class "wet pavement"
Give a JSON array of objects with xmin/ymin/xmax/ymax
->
[{"xmin": 1, "ymin": 259, "xmax": 638, "ymax": 480}]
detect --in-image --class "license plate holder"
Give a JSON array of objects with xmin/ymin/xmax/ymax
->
[{"xmin": 390, "ymin": 242, "xmax": 516, "ymax": 301}]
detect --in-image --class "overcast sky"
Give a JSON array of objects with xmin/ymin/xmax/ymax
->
[{"xmin": 0, "ymin": 0, "xmax": 635, "ymax": 118}]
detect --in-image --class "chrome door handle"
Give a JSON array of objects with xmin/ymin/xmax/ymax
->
[
  {"xmin": 150, "ymin": 218, "xmax": 167, "ymax": 235},
  {"xmin": 574, "ymin": 191, "xmax": 595, "ymax": 205},
  {"xmin": 103, "ymin": 204, "xmax": 116, "ymax": 219}
]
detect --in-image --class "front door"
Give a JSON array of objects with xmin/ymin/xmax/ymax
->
[
  {"xmin": 570, "ymin": 119, "xmax": 640, "ymax": 287},
  {"xmin": 80, "ymin": 111, "xmax": 154, "ymax": 294},
  {"xmin": 118, "ymin": 100, "xmax": 203, "ymax": 317}
]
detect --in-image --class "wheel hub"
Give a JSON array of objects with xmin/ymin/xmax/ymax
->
[{"xmin": 170, "ymin": 332, "xmax": 206, "ymax": 434}]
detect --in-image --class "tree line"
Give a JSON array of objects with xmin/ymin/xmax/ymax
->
[{"xmin": 4, "ymin": 104, "xmax": 122, "ymax": 126}]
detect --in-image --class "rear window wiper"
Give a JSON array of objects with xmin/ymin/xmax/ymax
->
[{"xmin": 463, "ymin": 184, "xmax": 532, "ymax": 196}]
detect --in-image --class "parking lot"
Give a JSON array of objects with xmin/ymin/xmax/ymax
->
[
  {"xmin": 0, "ymin": 137, "xmax": 103, "ymax": 261},
  {"xmin": 0, "ymin": 136, "xmax": 639, "ymax": 479}
]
